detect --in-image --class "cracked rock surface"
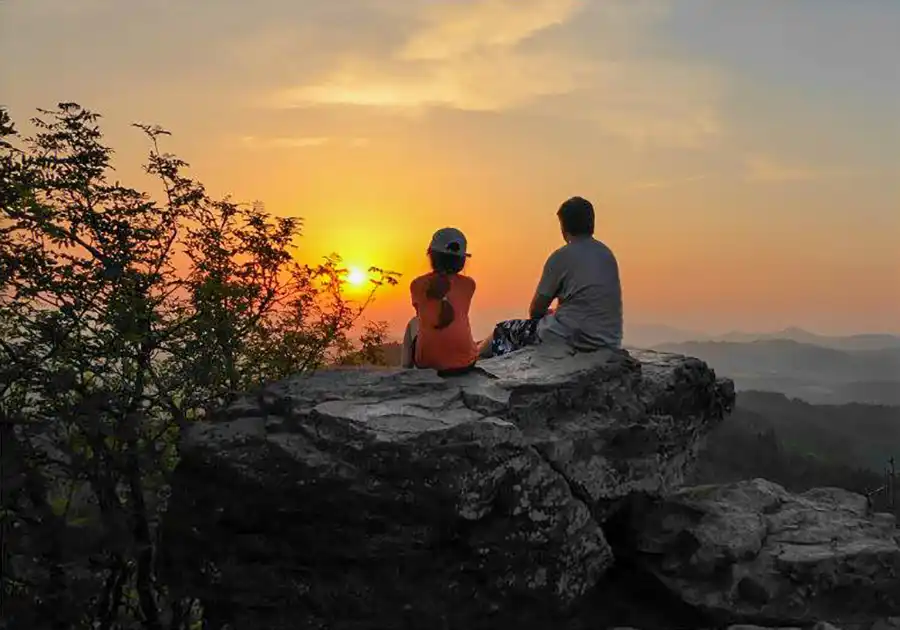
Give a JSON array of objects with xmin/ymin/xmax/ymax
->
[
  {"xmin": 162, "ymin": 345, "xmax": 735, "ymax": 629},
  {"xmin": 626, "ymin": 478, "xmax": 900, "ymax": 627}
]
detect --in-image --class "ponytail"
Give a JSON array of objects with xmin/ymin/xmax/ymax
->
[
  {"xmin": 425, "ymin": 249, "xmax": 466, "ymax": 330},
  {"xmin": 425, "ymin": 273, "xmax": 455, "ymax": 329}
]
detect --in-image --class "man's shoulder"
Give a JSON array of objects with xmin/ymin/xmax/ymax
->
[
  {"xmin": 593, "ymin": 239, "xmax": 619, "ymax": 269},
  {"xmin": 545, "ymin": 243, "xmax": 571, "ymax": 265},
  {"xmin": 578, "ymin": 237, "xmax": 617, "ymax": 262},
  {"xmin": 547, "ymin": 239, "xmax": 597, "ymax": 264},
  {"xmin": 591, "ymin": 237, "xmax": 615, "ymax": 253}
]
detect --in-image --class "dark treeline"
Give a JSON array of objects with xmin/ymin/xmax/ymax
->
[{"xmin": 692, "ymin": 400, "xmax": 897, "ymax": 515}]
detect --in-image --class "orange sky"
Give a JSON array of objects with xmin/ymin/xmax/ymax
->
[{"xmin": 3, "ymin": 0, "xmax": 898, "ymax": 339}]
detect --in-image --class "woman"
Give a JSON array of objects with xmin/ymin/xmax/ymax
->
[{"xmin": 401, "ymin": 227, "xmax": 477, "ymax": 373}]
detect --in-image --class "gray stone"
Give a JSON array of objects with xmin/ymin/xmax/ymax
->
[
  {"xmin": 628, "ymin": 478, "xmax": 900, "ymax": 626},
  {"xmin": 163, "ymin": 346, "xmax": 735, "ymax": 629}
]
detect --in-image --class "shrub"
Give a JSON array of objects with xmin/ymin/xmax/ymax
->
[{"xmin": 0, "ymin": 103, "xmax": 397, "ymax": 629}]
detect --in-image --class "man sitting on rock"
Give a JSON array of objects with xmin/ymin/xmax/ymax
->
[{"xmin": 479, "ymin": 196, "xmax": 623, "ymax": 357}]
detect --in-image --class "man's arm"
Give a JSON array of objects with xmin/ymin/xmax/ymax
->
[
  {"xmin": 529, "ymin": 292, "xmax": 554, "ymax": 320},
  {"xmin": 530, "ymin": 254, "xmax": 560, "ymax": 319}
]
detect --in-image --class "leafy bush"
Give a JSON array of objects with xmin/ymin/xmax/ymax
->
[{"xmin": 0, "ymin": 103, "xmax": 397, "ymax": 629}]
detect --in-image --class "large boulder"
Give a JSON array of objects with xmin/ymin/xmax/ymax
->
[
  {"xmin": 626, "ymin": 478, "xmax": 900, "ymax": 627},
  {"xmin": 161, "ymin": 345, "xmax": 735, "ymax": 629}
]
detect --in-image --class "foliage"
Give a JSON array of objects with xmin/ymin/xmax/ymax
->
[
  {"xmin": 727, "ymin": 390, "xmax": 900, "ymax": 472},
  {"xmin": 336, "ymin": 324, "xmax": 397, "ymax": 367},
  {"xmin": 691, "ymin": 402, "xmax": 897, "ymax": 515},
  {"xmin": 0, "ymin": 103, "xmax": 398, "ymax": 629}
]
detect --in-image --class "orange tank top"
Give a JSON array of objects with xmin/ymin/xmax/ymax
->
[{"xmin": 410, "ymin": 273, "xmax": 477, "ymax": 371}]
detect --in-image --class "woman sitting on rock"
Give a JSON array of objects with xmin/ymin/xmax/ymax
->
[{"xmin": 401, "ymin": 228, "xmax": 478, "ymax": 374}]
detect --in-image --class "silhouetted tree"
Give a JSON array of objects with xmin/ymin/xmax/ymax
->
[{"xmin": 0, "ymin": 103, "xmax": 397, "ymax": 629}]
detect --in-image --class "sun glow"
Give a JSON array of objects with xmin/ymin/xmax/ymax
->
[{"xmin": 346, "ymin": 266, "xmax": 368, "ymax": 287}]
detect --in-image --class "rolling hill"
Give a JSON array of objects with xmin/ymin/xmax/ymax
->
[
  {"xmin": 711, "ymin": 327, "xmax": 900, "ymax": 351},
  {"xmin": 625, "ymin": 325, "xmax": 900, "ymax": 352},
  {"xmin": 690, "ymin": 391, "xmax": 896, "ymax": 504},
  {"xmin": 651, "ymin": 339, "xmax": 900, "ymax": 405}
]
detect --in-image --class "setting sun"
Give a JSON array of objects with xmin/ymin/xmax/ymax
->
[{"xmin": 346, "ymin": 266, "xmax": 368, "ymax": 287}]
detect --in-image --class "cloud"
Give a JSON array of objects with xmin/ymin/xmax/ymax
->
[
  {"xmin": 630, "ymin": 173, "xmax": 709, "ymax": 190},
  {"xmin": 743, "ymin": 155, "xmax": 822, "ymax": 182},
  {"xmin": 741, "ymin": 155, "xmax": 879, "ymax": 184},
  {"xmin": 400, "ymin": 0, "xmax": 582, "ymax": 60},
  {"xmin": 276, "ymin": 49, "xmax": 590, "ymax": 112},
  {"xmin": 568, "ymin": 59, "xmax": 723, "ymax": 149},
  {"xmin": 265, "ymin": 0, "xmax": 724, "ymax": 149},
  {"xmin": 239, "ymin": 136, "xmax": 369, "ymax": 149},
  {"xmin": 273, "ymin": 0, "xmax": 589, "ymax": 112},
  {"xmin": 4, "ymin": 0, "xmax": 111, "ymax": 18}
]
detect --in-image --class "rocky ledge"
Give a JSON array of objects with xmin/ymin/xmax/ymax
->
[
  {"xmin": 161, "ymin": 345, "xmax": 898, "ymax": 629},
  {"xmin": 623, "ymin": 478, "xmax": 900, "ymax": 628},
  {"xmin": 162, "ymin": 345, "xmax": 732, "ymax": 628}
]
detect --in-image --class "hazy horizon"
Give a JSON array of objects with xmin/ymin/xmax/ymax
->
[
  {"xmin": 380, "ymin": 323, "xmax": 900, "ymax": 348},
  {"xmin": 624, "ymin": 322, "xmax": 900, "ymax": 337},
  {"xmin": 3, "ymin": 0, "xmax": 898, "ymax": 338}
]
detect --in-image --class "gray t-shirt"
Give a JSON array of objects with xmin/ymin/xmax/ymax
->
[{"xmin": 535, "ymin": 236, "xmax": 623, "ymax": 350}]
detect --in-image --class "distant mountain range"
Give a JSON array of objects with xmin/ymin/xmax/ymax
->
[
  {"xmin": 631, "ymin": 327, "xmax": 900, "ymax": 476},
  {"xmin": 710, "ymin": 327, "xmax": 900, "ymax": 352},
  {"xmin": 625, "ymin": 324, "xmax": 900, "ymax": 351},
  {"xmin": 650, "ymin": 338, "xmax": 900, "ymax": 406}
]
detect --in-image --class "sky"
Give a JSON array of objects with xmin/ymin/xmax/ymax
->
[{"xmin": 2, "ymin": 0, "xmax": 898, "ymax": 339}]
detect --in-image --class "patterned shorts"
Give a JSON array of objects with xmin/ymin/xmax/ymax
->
[{"xmin": 490, "ymin": 318, "xmax": 540, "ymax": 357}]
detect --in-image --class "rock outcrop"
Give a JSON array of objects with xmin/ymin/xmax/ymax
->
[
  {"xmin": 624, "ymin": 478, "xmax": 900, "ymax": 627},
  {"xmin": 162, "ymin": 345, "xmax": 734, "ymax": 629}
]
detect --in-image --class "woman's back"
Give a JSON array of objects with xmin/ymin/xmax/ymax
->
[{"xmin": 411, "ymin": 272, "xmax": 477, "ymax": 370}]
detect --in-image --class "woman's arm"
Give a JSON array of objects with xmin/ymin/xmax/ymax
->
[{"xmin": 400, "ymin": 318, "xmax": 417, "ymax": 369}]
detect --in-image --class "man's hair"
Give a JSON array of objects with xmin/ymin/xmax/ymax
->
[{"xmin": 557, "ymin": 196, "xmax": 594, "ymax": 236}]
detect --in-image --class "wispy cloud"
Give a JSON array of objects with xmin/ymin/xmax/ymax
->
[
  {"xmin": 267, "ymin": 0, "xmax": 724, "ymax": 149},
  {"xmin": 630, "ymin": 173, "xmax": 709, "ymax": 190},
  {"xmin": 276, "ymin": 50, "xmax": 590, "ymax": 112},
  {"xmin": 273, "ymin": 0, "xmax": 589, "ymax": 112},
  {"xmin": 4, "ymin": 0, "xmax": 111, "ymax": 18},
  {"xmin": 399, "ymin": 0, "xmax": 582, "ymax": 61},
  {"xmin": 570, "ymin": 60, "xmax": 722, "ymax": 149},
  {"xmin": 239, "ymin": 136, "xmax": 369, "ymax": 150},
  {"xmin": 743, "ymin": 155, "xmax": 822, "ymax": 182}
]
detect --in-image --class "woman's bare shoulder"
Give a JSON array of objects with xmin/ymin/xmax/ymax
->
[{"xmin": 457, "ymin": 274, "xmax": 476, "ymax": 290}]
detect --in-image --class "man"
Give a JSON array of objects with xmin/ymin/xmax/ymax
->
[{"xmin": 481, "ymin": 196, "xmax": 623, "ymax": 356}]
